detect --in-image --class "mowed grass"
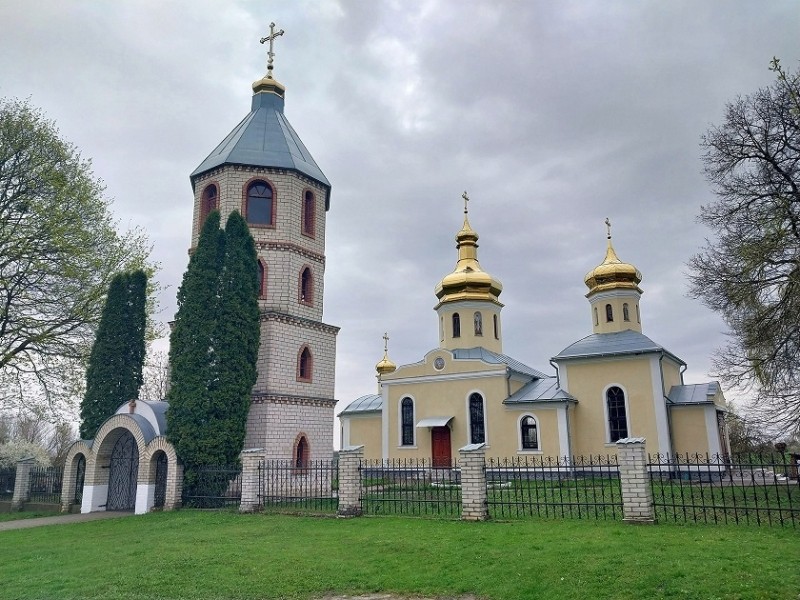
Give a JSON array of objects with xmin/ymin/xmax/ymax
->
[{"xmin": 1, "ymin": 511, "xmax": 798, "ymax": 600}]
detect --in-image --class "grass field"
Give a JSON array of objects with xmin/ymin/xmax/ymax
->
[{"xmin": 0, "ymin": 511, "xmax": 798, "ymax": 599}]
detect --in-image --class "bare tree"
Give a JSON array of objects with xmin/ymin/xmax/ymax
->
[
  {"xmin": 690, "ymin": 58, "xmax": 800, "ymax": 432},
  {"xmin": 140, "ymin": 348, "xmax": 170, "ymax": 401}
]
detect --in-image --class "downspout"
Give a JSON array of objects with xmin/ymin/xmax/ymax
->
[
  {"xmin": 660, "ymin": 351, "xmax": 675, "ymax": 458},
  {"xmin": 549, "ymin": 359, "xmax": 560, "ymax": 388},
  {"xmin": 506, "ymin": 367, "xmax": 511, "ymax": 399},
  {"xmin": 679, "ymin": 363, "xmax": 687, "ymax": 385}
]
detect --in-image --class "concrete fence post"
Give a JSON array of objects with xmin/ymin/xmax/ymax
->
[
  {"xmin": 11, "ymin": 458, "xmax": 35, "ymax": 511},
  {"xmin": 616, "ymin": 437, "xmax": 656, "ymax": 524},
  {"xmin": 239, "ymin": 448, "xmax": 266, "ymax": 513},
  {"xmin": 337, "ymin": 445, "xmax": 363, "ymax": 517},
  {"xmin": 459, "ymin": 443, "xmax": 488, "ymax": 521}
]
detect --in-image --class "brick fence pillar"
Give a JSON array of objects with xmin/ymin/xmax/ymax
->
[
  {"xmin": 337, "ymin": 445, "xmax": 363, "ymax": 517},
  {"xmin": 11, "ymin": 458, "xmax": 35, "ymax": 511},
  {"xmin": 459, "ymin": 443, "xmax": 488, "ymax": 521},
  {"xmin": 616, "ymin": 437, "xmax": 655, "ymax": 524},
  {"xmin": 239, "ymin": 448, "xmax": 265, "ymax": 513}
]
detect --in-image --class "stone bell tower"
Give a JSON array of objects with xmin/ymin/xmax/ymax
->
[{"xmin": 188, "ymin": 24, "xmax": 338, "ymax": 462}]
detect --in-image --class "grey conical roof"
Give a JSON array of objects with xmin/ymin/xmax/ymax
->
[{"xmin": 191, "ymin": 87, "xmax": 331, "ymax": 207}]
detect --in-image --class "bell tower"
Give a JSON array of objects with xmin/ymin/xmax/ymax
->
[{"xmin": 188, "ymin": 24, "xmax": 338, "ymax": 461}]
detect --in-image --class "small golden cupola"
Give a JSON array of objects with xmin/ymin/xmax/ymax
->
[
  {"xmin": 375, "ymin": 332, "xmax": 397, "ymax": 385},
  {"xmin": 584, "ymin": 219, "xmax": 643, "ymax": 334},
  {"xmin": 434, "ymin": 192, "xmax": 504, "ymax": 353}
]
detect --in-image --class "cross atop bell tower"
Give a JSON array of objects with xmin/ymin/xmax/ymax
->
[{"xmin": 259, "ymin": 22, "xmax": 285, "ymax": 79}]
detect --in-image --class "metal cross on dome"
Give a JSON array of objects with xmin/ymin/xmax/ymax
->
[
  {"xmin": 462, "ymin": 191, "xmax": 470, "ymax": 215},
  {"xmin": 260, "ymin": 22, "xmax": 285, "ymax": 78},
  {"xmin": 383, "ymin": 332, "xmax": 390, "ymax": 353},
  {"xmin": 605, "ymin": 217, "xmax": 612, "ymax": 239}
]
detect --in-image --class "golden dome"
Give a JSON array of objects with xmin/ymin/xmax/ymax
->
[
  {"xmin": 584, "ymin": 220, "xmax": 643, "ymax": 296},
  {"xmin": 434, "ymin": 193, "xmax": 503, "ymax": 307},
  {"xmin": 375, "ymin": 333, "xmax": 397, "ymax": 376}
]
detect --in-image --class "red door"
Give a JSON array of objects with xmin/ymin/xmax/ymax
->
[{"xmin": 431, "ymin": 426, "xmax": 452, "ymax": 468}]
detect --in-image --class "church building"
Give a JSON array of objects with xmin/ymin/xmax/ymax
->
[{"xmin": 339, "ymin": 200, "xmax": 730, "ymax": 463}]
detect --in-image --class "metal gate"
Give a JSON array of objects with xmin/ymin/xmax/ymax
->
[
  {"xmin": 107, "ymin": 431, "xmax": 138, "ymax": 511},
  {"xmin": 73, "ymin": 454, "xmax": 86, "ymax": 505},
  {"xmin": 153, "ymin": 452, "xmax": 168, "ymax": 508}
]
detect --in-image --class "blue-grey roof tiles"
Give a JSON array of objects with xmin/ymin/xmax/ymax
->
[
  {"xmin": 667, "ymin": 382, "xmax": 721, "ymax": 405},
  {"xmin": 191, "ymin": 91, "xmax": 331, "ymax": 206},
  {"xmin": 338, "ymin": 393, "xmax": 383, "ymax": 416},
  {"xmin": 452, "ymin": 347, "xmax": 549, "ymax": 379},
  {"xmin": 553, "ymin": 330, "xmax": 685, "ymax": 365},
  {"xmin": 504, "ymin": 377, "xmax": 576, "ymax": 405}
]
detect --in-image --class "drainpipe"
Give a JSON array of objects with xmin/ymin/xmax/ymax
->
[
  {"xmin": 549, "ymin": 359, "xmax": 560, "ymax": 388},
  {"xmin": 679, "ymin": 363, "xmax": 687, "ymax": 385}
]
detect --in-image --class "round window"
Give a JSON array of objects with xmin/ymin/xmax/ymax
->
[{"xmin": 433, "ymin": 357, "xmax": 445, "ymax": 371}]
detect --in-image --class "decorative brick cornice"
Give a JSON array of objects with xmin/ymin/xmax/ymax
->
[
  {"xmin": 251, "ymin": 392, "xmax": 338, "ymax": 407},
  {"xmin": 256, "ymin": 240, "xmax": 325, "ymax": 264},
  {"xmin": 260, "ymin": 310, "xmax": 340, "ymax": 334}
]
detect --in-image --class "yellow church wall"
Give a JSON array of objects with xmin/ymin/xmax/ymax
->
[
  {"xmin": 490, "ymin": 407, "xmax": 562, "ymax": 457},
  {"xmin": 344, "ymin": 415, "xmax": 383, "ymax": 460},
  {"xmin": 563, "ymin": 356, "xmax": 663, "ymax": 456},
  {"xmin": 589, "ymin": 296, "xmax": 642, "ymax": 334},
  {"xmin": 670, "ymin": 406, "xmax": 712, "ymax": 455}
]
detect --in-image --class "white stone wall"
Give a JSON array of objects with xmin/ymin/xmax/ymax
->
[{"xmin": 245, "ymin": 399, "xmax": 334, "ymax": 462}]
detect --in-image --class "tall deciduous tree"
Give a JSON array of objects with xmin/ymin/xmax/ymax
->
[
  {"xmin": 79, "ymin": 270, "xmax": 148, "ymax": 439},
  {"xmin": 167, "ymin": 210, "xmax": 260, "ymax": 480},
  {"xmin": 690, "ymin": 59, "xmax": 800, "ymax": 433},
  {"xmin": 0, "ymin": 98, "xmax": 153, "ymax": 421}
]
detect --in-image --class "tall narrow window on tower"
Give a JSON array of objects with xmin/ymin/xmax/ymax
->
[
  {"xmin": 302, "ymin": 190, "xmax": 315, "ymax": 236},
  {"xmin": 299, "ymin": 267, "xmax": 313, "ymax": 305},
  {"xmin": 297, "ymin": 346, "xmax": 313, "ymax": 382},
  {"xmin": 452, "ymin": 313, "xmax": 461, "ymax": 338},
  {"xmin": 200, "ymin": 184, "xmax": 218, "ymax": 226},
  {"xmin": 257, "ymin": 260, "xmax": 266, "ymax": 298},
  {"xmin": 245, "ymin": 180, "xmax": 274, "ymax": 226}
]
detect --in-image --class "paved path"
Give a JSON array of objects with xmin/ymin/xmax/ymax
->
[{"xmin": 0, "ymin": 511, "xmax": 136, "ymax": 531}]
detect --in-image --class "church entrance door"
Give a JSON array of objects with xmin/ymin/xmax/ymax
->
[
  {"xmin": 107, "ymin": 431, "xmax": 139, "ymax": 511},
  {"xmin": 431, "ymin": 426, "xmax": 451, "ymax": 468}
]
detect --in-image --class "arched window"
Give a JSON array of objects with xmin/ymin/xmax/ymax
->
[
  {"xmin": 401, "ymin": 397, "xmax": 414, "ymax": 446},
  {"xmin": 452, "ymin": 313, "xmax": 461, "ymax": 338},
  {"xmin": 294, "ymin": 435, "xmax": 309, "ymax": 469},
  {"xmin": 440, "ymin": 317, "xmax": 444, "ymax": 342},
  {"xmin": 605, "ymin": 304, "xmax": 614, "ymax": 322},
  {"xmin": 257, "ymin": 260, "xmax": 266, "ymax": 298},
  {"xmin": 520, "ymin": 416, "xmax": 538, "ymax": 450},
  {"xmin": 623, "ymin": 303, "xmax": 630, "ymax": 322},
  {"xmin": 594, "ymin": 307, "xmax": 599, "ymax": 326},
  {"xmin": 302, "ymin": 190, "xmax": 315, "ymax": 236},
  {"xmin": 245, "ymin": 180, "xmax": 274, "ymax": 226},
  {"xmin": 200, "ymin": 184, "xmax": 218, "ymax": 226},
  {"xmin": 469, "ymin": 393, "xmax": 485, "ymax": 444},
  {"xmin": 606, "ymin": 386, "xmax": 628, "ymax": 442},
  {"xmin": 300, "ymin": 267, "xmax": 313, "ymax": 305},
  {"xmin": 636, "ymin": 304, "xmax": 641, "ymax": 324},
  {"xmin": 474, "ymin": 312, "xmax": 483, "ymax": 336},
  {"xmin": 298, "ymin": 346, "xmax": 313, "ymax": 382},
  {"xmin": 493, "ymin": 314, "xmax": 499, "ymax": 339}
]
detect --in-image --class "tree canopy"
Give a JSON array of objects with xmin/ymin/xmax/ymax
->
[
  {"xmin": 79, "ymin": 270, "xmax": 148, "ymax": 439},
  {"xmin": 690, "ymin": 59, "xmax": 800, "ymax": 434},
  {"xmin": 166, "ymin": 210, "xmax": 260, "ymax": 478},
  {"xmin": 0, "ymin": 98, "xmax": 154, "ymax": 422}
]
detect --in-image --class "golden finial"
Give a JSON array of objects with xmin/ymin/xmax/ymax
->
[
  {"xmin": 605, "ymin": 217, "xmax": 612, "ymax": 240},
  {"xmin": 260, "ymin": 22, "xmax": 285, "ymax": 79},
  {"xmin": 376, "ymin": 331, "xmax": 397, "ymax": 378}
]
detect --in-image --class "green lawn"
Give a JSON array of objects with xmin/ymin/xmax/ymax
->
[{"xmin": 0, "ymin": 511, "xmax": 798, "ymax": 599}]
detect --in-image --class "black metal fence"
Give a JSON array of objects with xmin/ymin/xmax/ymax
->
[
  {"xmin": 182, "ymin": 466, "xmax": 242, "ymax": 508},
  {"xmin": 28, "ymin": 466, "xmax": 64, "ymax": 504},
  {"xmin": 0, "ymin": 467, "xmax": 15, "ymax": 500},
  {"xmin": 486, "ymin": 455, "xmax": 622, "ymax": 520},
  {"xmin": 258, "ymin": 459, "xmax": 337, "ymax": 514},
  {"xmin": 649, "ymin": 453, "xmax": 800, "ymax": 527},
  {"xmin": 359, "ymin": 459, "xmax": 462, "ymax": 518}
]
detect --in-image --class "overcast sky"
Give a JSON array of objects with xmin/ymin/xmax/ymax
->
[{"xmin": 1, "ymin": 1, "xmax": 798, "ymax": 431}]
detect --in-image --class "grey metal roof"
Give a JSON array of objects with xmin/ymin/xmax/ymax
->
[
  {"xmin": 452, "ymin": 348, "xmax": 549, "ymax": 379},
  {"xmin": 553, "ymin": 330, "xmax": 685, "ymax": 365},
  {"xmin": 338, "ymin": 394, "xmax": 383, "ymax": 416},
  {"xmin": 504, "ymin": 377, "xmax": 576, "ymax": 405},
  {"xmin": 667, "ymin": 382, "xmax": 720, "ymax": 405},
  {"xmin": 191, "ymin": 91, "xmax": 331, "ymax": 207},
  {"xmin": 417, "ymin": 416, "xmax": 454, "ymax": 428}
]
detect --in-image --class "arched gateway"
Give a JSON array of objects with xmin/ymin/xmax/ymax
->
[{"xmin": 61, "ymin": 400, "xmax": 182, "ymax": 514}]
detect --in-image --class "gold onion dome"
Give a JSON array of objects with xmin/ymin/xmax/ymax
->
[
  {"xmin": 434, "ymin": 192, "xmax": 503, "ymax": 306},
  {"xmin": 584, "ymin": 219, "xmax": 643, "ymax": 296},
  {"xmin": 375, "ymin": 333, "xmax": 397, "ymax": 376}
]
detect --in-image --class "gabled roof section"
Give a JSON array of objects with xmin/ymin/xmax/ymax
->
[
  {"xmin": 667, "ymin": 382, "xmax": 721, "ymax": 405},
  {"xmin": 452, "ymin": 347, "xmax": 548, "ymax": 379},
  {"xmin": 504, "ymin": 377, "xmax": 576, "ymax": 405},
  {"xmin": 191, "ymin": 91, "xmax": 331, "ymax": 208},
  {"xmin": 553, "ymin": 330, "xmax": 685, "ymax": 365},
  {"xmin": 338, "ymin": 394, "xmax": 383, "ymax": 416}
]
